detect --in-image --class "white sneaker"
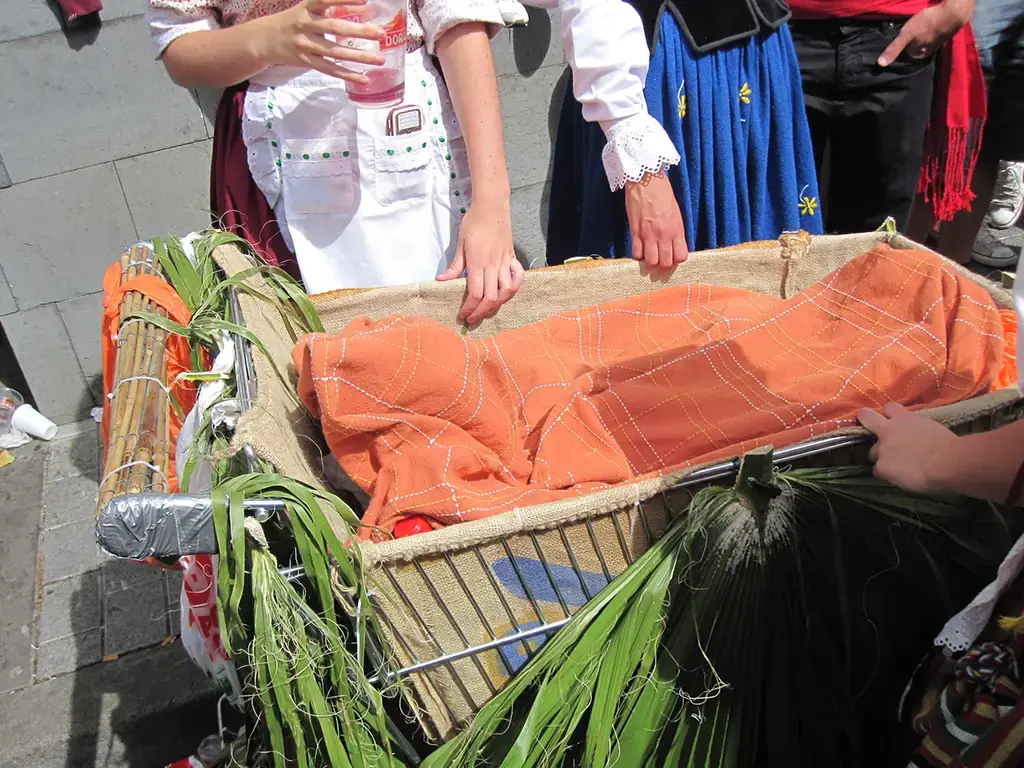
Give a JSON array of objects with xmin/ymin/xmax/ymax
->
[
  {"xmin": 990, "ymin": 161, "xmax": 1024, "ymax": 230},
  {"xmin": 972, "ymin": 224, "xmax": 1021, "ymax": 268}
]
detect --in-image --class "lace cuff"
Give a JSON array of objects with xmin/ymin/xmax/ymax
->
[
  {"xmin": 600, "ymin": 112, "xmax": 680, "ymax": 192},
  {"xmin": 933, "ymin": 531, "xmax": 1024, "ymax": 652}
]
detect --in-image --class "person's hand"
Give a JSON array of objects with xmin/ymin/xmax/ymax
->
[
  {"xmin": 625, "ymin": 172, "xmax": 688, "ymax": 269},
  {"xmin": 437, "ymin": 195, "xmax": 524, "ymax": 325},
  {"xmin": 877, "ymin": 0, "xmax": 973, "ymax": 66},
  {"xmin": 251, "ymin": 0, "xmax": 386, "ymax": 83},
  {"xmin": 857, "ymin": 403, "xmax": 959, "ymax": 493}
]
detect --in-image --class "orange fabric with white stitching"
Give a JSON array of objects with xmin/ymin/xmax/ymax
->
[{"xmin": 293, "ymin": 245, "xmax": 1014, "ymax": 540}]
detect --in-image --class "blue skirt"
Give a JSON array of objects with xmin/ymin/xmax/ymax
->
[{"xmin": 546, "ymin": 17, "xmax": 823, "ymax": 264}]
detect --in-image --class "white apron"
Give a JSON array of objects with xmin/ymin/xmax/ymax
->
[{"xmin": 241, "ymin": 48, "xmax": 472, "ymax": 294}]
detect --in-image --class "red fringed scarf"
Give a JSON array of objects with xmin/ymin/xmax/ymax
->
[{"xmin": 789, "ymin": 0, "xmax": 987, "ymax": 222}]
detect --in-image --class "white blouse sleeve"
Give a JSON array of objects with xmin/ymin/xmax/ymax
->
[
  {"xmin": 415, "ymin": 0, "xmax": 510, "ymax": 55},
  {"xmin": 522, "ymin": 0, "xmax": 679, "ymax": 190},
  {"xmin": 146, "ymin": 0, "xmax": 221, "ymax": 57}
]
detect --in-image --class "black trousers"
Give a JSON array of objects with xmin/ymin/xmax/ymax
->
[{"xmin": 790, "ymin": 20, "xmax": 936, "ymax": 233}]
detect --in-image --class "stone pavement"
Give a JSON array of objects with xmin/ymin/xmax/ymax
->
[{"xmin": 0, "ymin": 419, "xmax": 217, "ymax": 766}]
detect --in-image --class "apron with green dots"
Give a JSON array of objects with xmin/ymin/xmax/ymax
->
[{"xmin": 241, "ymin": 48, "xmax": 471, "ymax": 294}]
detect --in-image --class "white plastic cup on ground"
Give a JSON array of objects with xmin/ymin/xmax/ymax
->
[
  {"xmin": 12, "ymin": 404, "xmax": 58, "ymax": 441},
  {"xmin": 330, "ymin": 0, "xmax": 408, "ymax": 108}
]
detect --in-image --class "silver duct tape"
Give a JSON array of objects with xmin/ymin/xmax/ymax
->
[
  {"xmin": 96, "ymin": 493, "xmax": 218, "ymax": 559},
  {"xmin": 95, "ymin": 494, "xmax": 288, "ymax": 559}
]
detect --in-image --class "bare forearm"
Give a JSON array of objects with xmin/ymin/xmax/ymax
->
[
  {"xmin": 435, "ymin": 24, "xmax": 510, "ymax": 201},
  {"xmin": 930, "ymin": 419, "xmax": 1024, "ymax": 504},
  {"xmin": 161, "ymin": 21, "xmax": 274, "ymax": 88}
]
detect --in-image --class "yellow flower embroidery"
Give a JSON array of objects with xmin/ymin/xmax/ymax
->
[
  {"xmin": 739, "ymin": 82, "xmax": 752, "ymax": 104},
  {"xmin": 799, "ymin": 195, "xmax": 819, "ymax": 216},
  {"xmin": 676, "ymin": 81, "xmax": 687, "ymax": 118}
]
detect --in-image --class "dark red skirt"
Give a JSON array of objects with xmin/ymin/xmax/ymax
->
[
  {"xmin": 210, "ymin": 83, "xmax": 301, "ymax": 281},
  {"xmin": 56, "ymin": 0, "xmax": 102, "ymax": 22}
]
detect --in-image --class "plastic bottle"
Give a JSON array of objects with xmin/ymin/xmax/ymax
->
[
  {"xmin": 0, "ymin": 384, "xmax": 24, "ymax": 438},
  {"xmin": 329, "ymin": 0, "xmax": 408, "ymax": 108},
  {"xmin": 0, "ymin": 383, "xmax": 57, "ymax": 441}
]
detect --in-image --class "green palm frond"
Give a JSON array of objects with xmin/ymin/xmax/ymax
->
[
  {"xmin": 425, "ymin": 458, "xmax": 1009, "ymax": 768},
  {"xmin": 214, "ymin": 474, "xmax": 404, "ymax": 768}
]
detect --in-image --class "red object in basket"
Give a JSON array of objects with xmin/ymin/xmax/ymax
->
[{"xmin": 393, "ymin": 515, "xmax": 432, "ymax": 538}]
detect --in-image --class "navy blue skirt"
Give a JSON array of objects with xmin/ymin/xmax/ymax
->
[{"xmin": 547, "ymin": 16, "xmax": 823, "ymax": 264}]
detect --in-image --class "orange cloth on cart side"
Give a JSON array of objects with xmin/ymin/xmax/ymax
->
[
  {"xmin": 293, "ymin": 245, "xmax": 1017, "ymax": 541},
  {"xmin": 999, "ymin": 308, "xmax": 1019, "ymax": 391},
  {"xmin": 100, "ymin": 261, "xmax": 197, "ymax": 492}
]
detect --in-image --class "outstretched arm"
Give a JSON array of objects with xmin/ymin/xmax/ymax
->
[
  {"xmin": 523, "ymin": 0, "xmax": 687, "ymax": 266},
  {"xmin": 858, "ymin": 403, "xmax": 1024, "ymax": 505},
  {"xmin": 435, "ymin": 23, "xmax": 523, "ymax": 324}
]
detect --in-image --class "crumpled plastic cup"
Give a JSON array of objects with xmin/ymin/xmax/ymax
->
[{"xmin": 12, "ymin": 404, "xmax": 58, "ymax": 441}]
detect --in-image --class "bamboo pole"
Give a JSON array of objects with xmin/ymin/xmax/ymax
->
[
  {"xmin": 99, "ymin": 250, "xmax": 142, "ymax": 510},
  {"xmin": 98, "ymin": 245, "xmax": 174, "ymax": 512}
]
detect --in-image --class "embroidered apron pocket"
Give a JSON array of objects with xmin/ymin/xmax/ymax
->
[
  {"xmin": 280, "ymin": 137, "xmax": 357, "ymax": 215},
  {"xmin": 374, "ymin": 132, "xmax": 431, "ymax": 206}
]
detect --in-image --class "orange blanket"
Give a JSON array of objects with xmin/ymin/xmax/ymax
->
[{"xmin": 293, "ymin": 245, "xmax": 1013, "ymax": 540}]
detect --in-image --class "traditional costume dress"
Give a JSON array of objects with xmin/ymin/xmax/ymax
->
[
  {"xmin": 147, "ymin": 0, "xmax": 522, "ymax": 293},
  {"xmin": 542, "ymin": 0, "xmax": 823, "ymax": 262}
]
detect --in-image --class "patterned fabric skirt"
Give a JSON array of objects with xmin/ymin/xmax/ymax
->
[
  {"xmin": 546, "ymin": 15, "xmax": 823, "ymax": 264},
  {"xmin": 210, "ymin": 83, "xmax": 300, "ymax": 281},
  {"xmin": 907, "ymin": 573, "xmax": 1024, "ymax": 767}
]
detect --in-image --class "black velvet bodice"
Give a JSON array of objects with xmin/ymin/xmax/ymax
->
[{"xmin": 631, "ymin": 0, "xmax": 791, "ymax": 54}]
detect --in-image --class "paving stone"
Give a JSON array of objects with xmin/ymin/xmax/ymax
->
[
  {"xmin": 54, "ymin": 418, "xmax": 100, "ymax": 440},
  {"xmin": 57, "ymin": 291, "xmax": 105, "ymax": 405},
  {"xmin": 0, "ymin": 264, "xmax": 16, "ymax": 316},
  {"xmin": 499, "ymin": 63, "xmax": 568, "ymax": 190},
  {"xmin": 38, "ymin": 572, "xmax": 101, "ymax": 643},
  {"xmin": 0, "ymin": 0, "xmax": 142, "ymax": 44},
  {"xmin": 44, "ymin": 422, "xmax": 100, "ymax": 484},
  {"xmin": 195, "ymin": 87, "xmax": 223, "ymax": 137},
  {"xmin": 0, "ymin": 442, "xmax": 45, "ymax": 694},
  {"xmin": 512, "ymin": 180, "xmax": 550, "ymax": 269},
  {"xmin": 0, "ymin": 0, "xmax": 63, "ymax": 44},
  {"xmin": 35, "ymin": 627, "xmax": 103, "ymax": 681},
  {"xmin": 42, "ymin": 473, "xmax": 100, "ymax": 529},
  {"xmin": 169, "ymin": 606, "xmax": 182, "ymax": 636},
  {"xmin": 117, "ymin": 141, "xmax": 214, "ymax": 240},
  {"xmin": 0, "ymin": 642, "xmax": 218, "ymax": 768},
  {"xmin": 0, "ymin": 164, "xmax": 137, "ymax": 310},
  {"xmin": 165, "ymin": 570, "xmax": 184, "ymax": 635},
  {"xmin": 3, "ymin": 304, "xmax": 93, "ymax": 425},
  {"xmin": 104, "ymin": 577, "xmax": 171, "ymax": 656},
  {"xmin": 40, "ymin": 519, "xmax": 107, "ymax": 583},
  {"xmin": 0, "ymin": 17, "xmax": 207, "ymax": 184},
  {"xmin": 103, "ymin": 557, "xmax": 165, "ymax": 594},
  {"xmin": 166, "ymin": 568, "xmax": 184, "ymax": 602},
  {"xmin": 56, "ymin": 290, "xmax": 103, "ymax": 399},
  {"xmin": 492, "ymin": 7, "xmax": 563, "ymax": 77}
]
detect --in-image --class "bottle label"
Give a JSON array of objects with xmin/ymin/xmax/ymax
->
[{"xmin": 380, "ymin": 9, "xmax": 407, "ymax": 51}]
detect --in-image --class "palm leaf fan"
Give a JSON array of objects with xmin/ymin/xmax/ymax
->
[{"xmin": 425, "ymin": 448, "xmax": 1010, "ymax": 768}]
